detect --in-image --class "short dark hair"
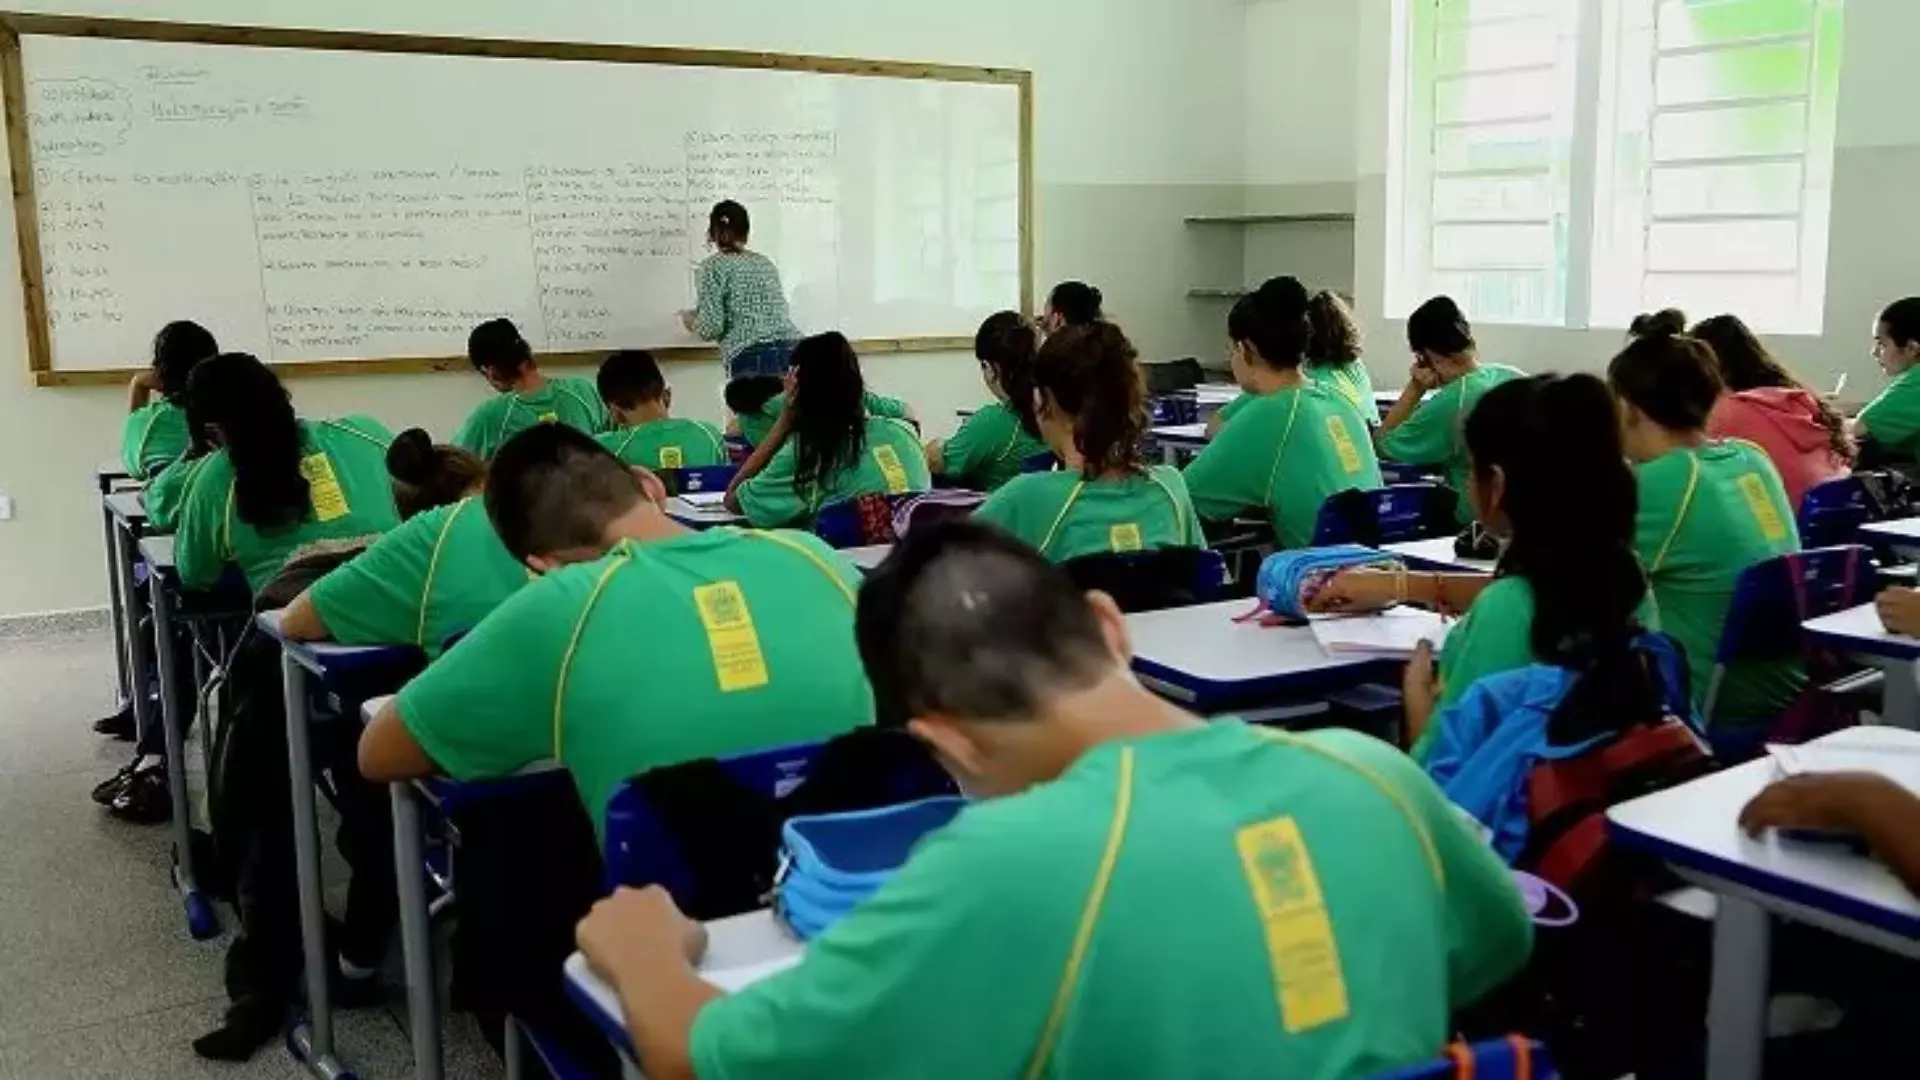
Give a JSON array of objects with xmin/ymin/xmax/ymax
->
[
  {"xmin": 1227, "ymin": 275, "xmax": 1311, "ymax": 369},
  {"xmin": 856, "ymin": 520, "xmax": 1115, "ymax": 729},
  {"xmin": 724, "ymin": 374, "xmax": 786, "ymax": 418},
  {"xmin": 152, "ymin": 320, "xmax": 218, "ymax": 402},
  {"xmin": 1607, "ymin": 332, "xmax": 1724, "ymax": 432},
  {"xmin": 485, "ymin": 423, "xmax": 644, "ymax": 561},
  {"xmin": 1407, "ymin": 295, "xmax": 1475, "ymax": 356},
  {"xmin": 1881, "ymin": 297, "xmax": 1920, "ymax": 349},
  {"xmin": 1047, "ymin": 281, "xmax": 1104, "ymax": 326},
  {"xmin": 468, "ymin": 318, "xmax": 532, "ymax": 378},
  {"xmin": 387, "ymin": 427, "xmax": 487, "ymax": 520},
  {"xmin": 597, "ymin": 350, "xmax": 667, "ymax": 409}
]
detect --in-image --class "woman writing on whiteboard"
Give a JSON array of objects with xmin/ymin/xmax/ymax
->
[{"xmin": 681, "ymin": 200, "xmax": 802, "ymax": 382}]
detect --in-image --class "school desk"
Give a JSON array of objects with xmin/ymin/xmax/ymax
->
[
  {"xmin": 1380, "ymin": 537, "xmax": 1497, "ymax": 575},
  {"xmin": 1127, "ymin": 598, "xmax": 1396, "ymax": 715},
  {"xmin": 139, "ymin": 534, "xmax": 249, "ymax": 941},
  {"xmin": 96, "ymin": 462, "xmax": 136, "ymax": 710},
  {"xmin": 846, "ymin": 543, "xmax": 893, "ymax": 571},
  {"xmin": 665, "ymin": 495, "xmax": 748, "ymax": 530},
  {"xmin": 105, "ymin": 491, "xmax": 153, "ymax": 743},
  {"xmin": 1861, "ymin": 515, "xmax": 1920, "ymax": 558},
  {"xmin": 1802, "ymin": 602, "xmax": 1920, "ymax": 730},
  {"xmin": 563, "ymin": 909, "xmax": 804, "ymax": 1074},
  {"xmin": 356, "ymin": 691, "xmax": 568, "ymax": 1080},
  {"xmin": 1608, "ymin": 727, "xmax": 1920, "ymax": 1080},
  {"xmin": 1148, "ymin": 422, "xmax": 1211, "ymax": 466},
  {"xmin": 258, "ymin": 612, "xmax": 424, "ymax": 1080}
]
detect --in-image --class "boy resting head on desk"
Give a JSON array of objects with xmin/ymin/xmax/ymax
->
[
  {"xmin": 575, "ymin": 520, "xmax": 1533, "ymax": 1080},
  {"xmin": 357, "ymin": 422, "xmax": 873, "ymax": 842}
]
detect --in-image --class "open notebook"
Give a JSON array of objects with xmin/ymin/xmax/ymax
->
[{"xmin": 1309, "ymin": 607, "xmax": 1451, "ymax": 659}]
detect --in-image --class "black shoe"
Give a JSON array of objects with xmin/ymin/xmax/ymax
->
[
  {"xmin": 192, "ymin": 999, "xmax": 285, "ymax": 1063},
  {"xmin": 90, "ymin": 760, "xmax": 138, "ymax": 806},
  {"xmin": 92, "ymin": 704, "xmax": 135, "ymax": 740},
  {"xmin": 107, "ymin": 767, "xmax": 171, "ymax": 825}
]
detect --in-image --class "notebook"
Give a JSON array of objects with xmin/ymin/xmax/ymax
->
[
  {"xmin": 1309, "ymin": 607, "xmax": 1451, "ymax": 658},
  {"xmin": 1769, "ymin": 737, "xmax": 1920, "ymax": 797},
  {"xmin": 679, "ymin": 491, "xmax": 729, "ymax": 507}
]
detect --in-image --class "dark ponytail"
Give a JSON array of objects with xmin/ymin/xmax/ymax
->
[
  {"xmin": 1034, "ymin": 322, "xmax": 1147, "ymax": 478},
  {"xmin": 1465, "ymin": 374, "xmax": 1663, "ymax": 741},
  {"xmin": 1691, "ymin": 313, "xmax": 1852, "ymax": 464},
  {"xmin": 709, "ymin": 200, "xmax": 750, "ymax": 250},
  {"xmin": 186, "ymin": 353, "xmax": 309, "ymax": 531},
  {"xmin": 387, "ymin": 428, "xmax": 487, "ymax": 519},
  {"xmin": 1630, "ymin": 309, "xmax": 1688, "ymax": 340},
  {"xmin": 975, "ymin": 311, "xmax": 1042, "ymax": 440},
  {"xmin": 152, "ymin": 320, "xmax": 218, "ymax": 403},
  {"xmin": 1607, "ymin": 330, "xmax": 1724, "ymax": 432},
  {"xmin": 1227, "ymin": 275, "xmax": 1311, "ymax": 369},
  {"xmin": 787, "ymin": 331, "xmax": 869, "ymax": 493},
  {"xmin": 1047, "ymin": 281, "xmax": 1104, "ymax": 327}
]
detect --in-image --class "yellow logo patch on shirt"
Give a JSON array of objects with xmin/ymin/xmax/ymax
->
[
  {"xmin": 1109, "ymin": 522, "xmax": 1144, "ymax": 552},
  {"xmin": 693, "ymin": 581, "xmax": 770, "ymax": 693},
  {"xmin": 873, "ymin": 445, "xmax": 910, "ymax": 493},
  {"xmin": 299, "ymin": 452, "xmax": 350, "ymax": 522},
  {"xmin": 538, "ymin": 412, "xmax": 560, "ymax": 424},
  {"xmin": 1235, "ymin": 816, "xmax": 1351, "ymax": 1034},
  {"xmin": 1324, "ymin": 417, "xmax": 1363, "ymax": 474},
  {"xmin": 1736, "ymin": 473, "xmax": 1789, "ymax": 542},
  {"xmin": 660, "ymin": 445, "xmax": 685, "ymax": 469}
]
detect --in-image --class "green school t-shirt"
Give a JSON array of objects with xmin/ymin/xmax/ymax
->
[
  {"xmin": 121, "ymin": 400, "xmax": 190, "ymax": 480},
  {"xmin": 938, "ymin": 400, "xmax": 1050, "ymax": 492},
  {"xmin": 690, "ymin": 723, "xmax": 1533, "ymax": 1080},
  {"xmin": 174, "ymin": 416, "xmax": 400, "ymax": 593},
  {"xmin": 736, "ymin": 416, "xmax": 931, "ymax": 529},
  {"xmin": 451, "ymin": 376, "xmax": 608, "ymax": 459},
  {"xmin": 735, "ymin": 391, "xmax": 913, "ymax": 449},
  {"xmin": 143, "ymin": 452, "xmax": 208, "ymax": 532},
  {"xmin": 1636, "ymin": 441, "xmax": 1804, "ymax": 721},
  {"xmin": 1306, "ymin": 359, "xmax": 1378, "ymax": 424},
  {"xmin": 394, "ymin": 528, "xmax": 873, "ymax": 838},
  {"xmin": 1858, "ymin": 366, "xmax": 1920, "ymax": 457},
  {"xmin": 1184, "ymin": 385, "xmax": 1384, "ymax": 549},
  {"xmin": 306, "ymin": 497, "xmax": 528, "ymax": 658},
  {"xmin": 973, "ymin": 466, "xmax": 1206, "ymax": 563},
  {"xmin": 1213, "ymin": 389, "xmax": 1256, "ymax": 427},
  {"xmin": 1378, "ymin": 365, "xmax": 1526, "ymax": 522},
  {"xmin": 596, "ymin": 418, "xmax": 728, "ymax": 471},
  {"xmin": 1414, "ymin": 576, "xmax": 1659, "ymax": 761}
]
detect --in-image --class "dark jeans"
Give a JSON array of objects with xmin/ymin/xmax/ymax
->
[
  {"xmin": 135, "ymin": 622, "xmax": 200, "ymax": 757},
  {"xmin": 726, "ymin": 339, "xmax": 798, "ymax": 381}
]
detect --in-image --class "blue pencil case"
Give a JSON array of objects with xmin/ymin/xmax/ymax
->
[
  {"xmin": 775, "ymin": 796, "xmax": 966, "ymax": 940},
  {"xmin": 1256, "ymin": 545, "xmax": 1401, "ymax": 620}
]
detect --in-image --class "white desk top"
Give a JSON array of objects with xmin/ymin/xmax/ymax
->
[
  {"xmin": 136, "ymin": 534, "xmax": 173, "ymax": 568},
  {"xmin": 1862, "ymin": 517, "xmax": 1920, "ymax": 543},
  {"xmin": 665, "ymin": 496, "xmax": 746, "ymax": 528},
  {"xmin": 1381, "ymin": 537, "xmax": 1496, "ymax": 575},
  {"xmin": 1191, "ymin": 384, "xmax": 1241, "ymax": 405},
  {"xmin": 845, "ymin": 544, "xmax": 893, "ymax": 570},
  {"xmin": 1149, "ymin": 422, "xmax": 1210, "ymax": 445},
  {"xmin": 361, "ymin": 695, "xmax": 393, "ymax": 723},
  {"xmin": 256, "ymin": 610, "xmax": 421, "ymax": 673},
  {"xmin": 1126, "ymin": 598, "xmax": 1385, "ymax": 706},
  {"xmin": 1804, "ymin": 602, "xmax": 1920, "ymax": 661},
  {"xmin": 565, "ymin": 910, "xmax": 804, "ymax": 1053},
  {"xmin": 1609, "ymin": 727, "xmax": 1920, "ymax": 945},
  {"xmin": 105, "ymin": 490, "xmax": 147, "ymax": 524}
]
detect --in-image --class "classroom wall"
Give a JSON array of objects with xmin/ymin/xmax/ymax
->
[
  {"xmin": 0, "ymin": 0, "xmax": 1250, "ymax": 618},
  {"xmin": 1339, "ymin": 0, "xmax": 1920, "ymax": 396}
]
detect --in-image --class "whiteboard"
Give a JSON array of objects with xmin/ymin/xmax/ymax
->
[{"xmin": 6, "ymin": 23, "xmax": 1028, "ymax": 379}]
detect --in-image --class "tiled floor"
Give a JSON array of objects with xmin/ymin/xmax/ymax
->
[{"xmin": 0, "ymin": 630, "xmax": 499, "ymax": 1078}]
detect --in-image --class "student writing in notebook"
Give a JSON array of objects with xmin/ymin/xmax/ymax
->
[
  {"xmin": 924, "ymin": 311, "xmax": 1051, "ymax": 490},
  {"xmin": 1377, "ymin": 296, "xmax": 1525, "ymax": 523},
  {"xmin": 594, "ymin": 349, "xmax": 727, "ymax": 471},
  {"xmin": 575, "ymin": 521, "xmax": 1532, "ymax": 1080},
  {"xmin": 451, "ymin": 318, "xmax": 608, "ymax": 459},
  {"xmin": 973, "ymin": 320, "xmax": 1204, "ymax": 562}
]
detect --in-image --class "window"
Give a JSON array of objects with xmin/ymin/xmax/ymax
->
[{"xmin": 1388, "ymin": 0, "xmax": 1844, "ymax": 333}]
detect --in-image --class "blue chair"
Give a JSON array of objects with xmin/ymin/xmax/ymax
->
[
  {"xmin": 1311, "ymin": 484, "xmax": 1459, "ymax": 546},
  {"xmin": 1371, "ymin": 1037, "xmax": 1555, "ymax": 1080},
  {"xmin": 1060, "ymin": 547, "xmax": 1227, "ymax": 613},
  {"xmin": 1797, "ymin": 475, "xmax": 1870, "ymax": 549},
  {"xmin": 724, "ymin": 434, "xmax": 753, "ymax": 463},
  {"xmin": 661, "ymin": 464, "xmax": 738, "ymax": 496},
  {"xmin": 1704, "ymin": 545, "xmax": 1875, "ymax": 747}
]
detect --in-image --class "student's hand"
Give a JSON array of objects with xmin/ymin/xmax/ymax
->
[
  {"xmin": 129, "ymin": 369, "xmax": 160, "ymax": 395},
  {"xmin": 1739, "ymin": 772, "xmax": 1907, "ymax": 837},
  {"xmin": 578, "ymin": 886, "xmax": 710, "ymax": 988},
  {"xmin": 1403, "ymin": 640, "xmax": 1438, "ymax": 714},
  {"xmin": 1304, "ymin": 569, "xmax": 1402, "ymax": 615},
  {"xmin": 631, "ymin": 467, "xmax": 669, "ymax": 507},
  {"xmin": 1877, "ymin": 588, "xmax": 1920, "ymax": 638},
  {"xmin": 1408, "ymin": 360, "xmax": 1440, "ymax": 392}
]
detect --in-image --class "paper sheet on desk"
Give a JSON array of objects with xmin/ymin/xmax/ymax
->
[
  {"xmin": 679, "ymin": 491, "xmax": 729, "ymax": 507},
  {"xmin": 1310, "ymin": 608, "xmax": 1450, "ymax": 658},
  {"xmin": 1771, "ymin": 739, "xmax": 1920, "ymax": 797}
]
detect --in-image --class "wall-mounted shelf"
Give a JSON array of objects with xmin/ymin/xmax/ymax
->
[
  {"xmin": 1183, "ymin": 212, "xmax": 1355, "ymax": 226},
  {"xmin": 1187, "ymin": 287, "xmax": 1253, "ymax": 299}
]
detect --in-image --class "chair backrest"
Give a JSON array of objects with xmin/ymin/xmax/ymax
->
[
  {"xmin": 1796, "ymin": 475, "xmax": 1870, "ymax": 549},
  {"xmin": 1312, "ymin": 484, "xmax": 1459, "ymax": 546},
  {"xmin": 724, "ymin": 434, "xmax": 753, "ymax": 463},
  {"xmin": 1059, "ymin": 547, "xmax": 1227, "ymax": 613},
  {"xmin": 814, "ymin": 493, "xmax": 898, "ymax": 548},
  {"xmin": 1371, "ymin": 1037, "xmax": 1554, "ymax": 1080},
  {"xmin": 1714, "ymin": 545, "xmax": 1873, "ymax": 668},
  {"xmin": 660, "ymin": 464, "xmax": 739, "ymax": 497},
  {"xmin": 1143, "ymin": 357, "xmax": 1206, "ymax": 395},
  {"xmin": 1020, "ymin": 450, "xmax": 1059, "ymax": 474}
]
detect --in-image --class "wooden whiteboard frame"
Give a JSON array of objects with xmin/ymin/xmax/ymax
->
[{"xmin": 0, "ymin": 13, "xmax": 1035, "ymax": 387}]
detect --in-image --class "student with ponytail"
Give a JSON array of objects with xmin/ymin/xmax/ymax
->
[
  {"xmin": 925, "ymin": 312, "xmax": 1052, "ymax": 491},
  {"xmin": 1040, "ymin": 280, "xmax": 1104, "ymax": 333},
  {"xmin": 1183, "ymin": 275, "xmax": 1383, "ymax": 548},
  {"xmin": 1311, "ymin": 374, "xmax": 1658, "ymax": 758},
  {"xmin": 281, "ymin": 429, "xmax": 528, "ymax": 658},
  {"xmin": 973, "ymin": 321, "xmax": 1204, "ymax": 562},
  {"xmin": 1208, "ymin": 290, "xmax": 1375, "ymax": 436},
  {"xmin": 171, "ymin": 353, "xmax": 401, "ymax": 594}
]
